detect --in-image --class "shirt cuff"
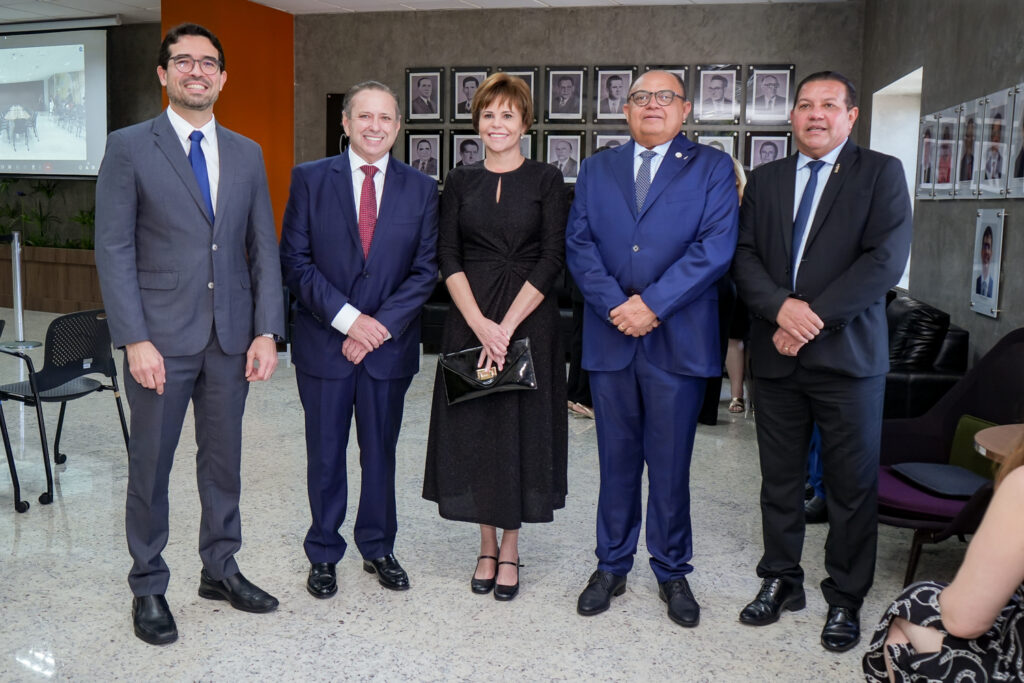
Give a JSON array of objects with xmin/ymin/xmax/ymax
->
[{"xmin": 331, "ymin": 304, "xmax": 361, "ymax": 335}]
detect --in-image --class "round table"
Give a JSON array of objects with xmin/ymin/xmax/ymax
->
[{"xmin": 974, "ymin": 424, "xmax": 1024, "ymax": 463}]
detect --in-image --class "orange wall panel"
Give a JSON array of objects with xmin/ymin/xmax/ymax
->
[{"xmin": 162, "ymin": 0, "xmax": 293, "ymax": 235}]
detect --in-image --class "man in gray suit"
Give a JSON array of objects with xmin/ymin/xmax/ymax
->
[{"xmin": 95, "ymin": 23, "xmax": 284, "ymax": 646}]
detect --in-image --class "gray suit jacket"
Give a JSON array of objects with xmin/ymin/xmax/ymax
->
[{"xmin": 96, "ymin": 111, "xmax": 284, "ymax": 357}]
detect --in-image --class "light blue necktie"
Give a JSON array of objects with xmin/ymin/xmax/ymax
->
[
  {"xmin": 188, "ymin": 130, "xmax": 215, "ymax": 222},
  {"xmin": 791, "ymin": 159, "xmax": 825, "ymax": 287},
  {"xmin": 635, "ymin": 149, "xmax": 657, "ymax": 211}
]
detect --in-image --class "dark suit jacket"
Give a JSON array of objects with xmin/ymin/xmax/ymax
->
[
  {"xmin": 599, "ymin": 97, "xmax": 625, "ymax": 115},
  {"xmin": 96, "ymin": 111, "xmax": 284, "ymax": 356},
  {"xmin": 566, "ymin": 134, "xmax": 739, "ymax": 376},
  {"xmin": 754, "ymin": 95, "xmax": 786, "ymax": 114},
  {"xmin": 412, "ymin": 97, "xmax": 435, "ymax": 115},
  {"xmin": 456, "ymin": 101, "xmax": 471, "ymax": 114},
  {"xmin": 732, "ymin": 141, "xmax": 913, "ymax": 379},
  {"xmin": 412, "ymin": 157, "xmax": 438, "ymax": 175},
  {"xmin": 551, "ymin": 95, "xmax": 580, "ymax": 114},
  {"xmin": 280, "ymin": 153, "xmax": 438, "ymax": 381},
  {"xmin": 976, "ymin": 274, "xmax": 994, "ymax": 297}
]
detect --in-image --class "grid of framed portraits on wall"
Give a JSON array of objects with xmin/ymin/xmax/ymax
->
[{"xmin": 916, "ymin": 82, "xmax": 1024, "ymax": 200}]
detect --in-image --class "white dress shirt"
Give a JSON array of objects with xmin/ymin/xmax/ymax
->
[
  {"xmin": 166, "ymin": 106, "xmax": 220, "ymax": 211},
  {"xmin": 791, "ymin": 138, "xmax": 847, "ymax": 285},
  {"xmin": 632, "ymin": 138, "xmax": 673, "ymax": 183}
]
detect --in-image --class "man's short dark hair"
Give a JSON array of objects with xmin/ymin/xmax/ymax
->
[
  {"xmin": 460, "ymin": 139, "xmax": 479, "ymax": 153},
  {"xmin": 343, "ymin": 80, "xmax": 400, "ymax": 119},
  {"xmin": 983, "ymin": 225, "xmax": 994, "ymax": 242},
  {"xmin": 761, "ymin": 141, "xmax": 779, "ymax": 154},
  {"xmin": 463, "ymin": 76, "xmax": 479, "ymax": 88},
  {"xmin": 417, "ymin": 77, "xmax": 432, "ymax": 87},
  {"xmin": 710, "ymin": 75, "xmax": 727, "ymax": 87},
  {"xmin": 159, "ymin": 23, "xmax": 224, "ymax": 70},
  {"xmin": 794, "ymin": 71, "xmax": 857, "ymax": 109},
  {"xmin": 607, "ymin": 75, "xmax": 623, "ymax": 88},
  {"xmin": 558, "ymin": 76, "xmax": 574, "ymax": 87}
]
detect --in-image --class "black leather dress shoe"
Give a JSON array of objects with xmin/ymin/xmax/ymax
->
[
  {"xmin": 307, "ymin": 562, "xmax": 337, "ymax": 599},
  {"xmin": 577, "ymin": 570, "xmax": 627, "ymax": 616},
  {"xmin": 493, "ymin": 559, "xmax": 522, "ymax": 602},
  {"xmin": 363, "ymin": 554, "xmax": 410, "ymax": 591},
  {"xmin": 471, "ymin": 555, "xmax": 498, "ymax": 595},
  {"xmin": 132, "ymin": 594, "xmax": 177, "ymax": 645},
  {"xmin": 804, "ymin": 496, "xmax": 828, "ymax": 524},
  {"xmin": 198, "ymin": 569, "xmax": 279, "ymax": 613},
  {"xmin": 821, "ymin": 606, "xmax": 860, "ymax": 652},
  {"xmin": 739, "ymin": 578, "xmax": 806, "ymax": 626},
  {"xmin": 659, "ymin": 578, "xmax": 700, "ymax": 627}
]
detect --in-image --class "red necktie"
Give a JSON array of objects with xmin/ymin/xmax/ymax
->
[{"xmin": 358, "ymin": 165, "xmax": 378, "ymax": 257}]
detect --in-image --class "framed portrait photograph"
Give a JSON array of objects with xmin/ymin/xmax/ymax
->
[
  {"xmin": 406, "ymin": 131, "xmax": 442, "ymax": 182},
  {"xmin": 407, "ymin": 68, "xmax": 443, "ymax": 123},
  {"xmin": 933, "ymin": 106, "xmax": 960, "ymax": 200},
  {"xmin": 545, "ymin": 67, "xmax": 586, "ymax": 123},
  {"xmin": 545, "ymin": 131, "xmax": 584, "ymax": 183},
  {"xmin": 1005, "ymin": 83, "xmax": 1024, "ymax": 197},
  {"xmin": 593, "ymin": 66, "xmax": 636, "ymax": 122},
  {"xmin": 644, "ymin": 65, "xmax": 688, "ymax": 105},
  {"xmin": 916, "ymin": 117, "xmax": 937, "ymax": 199},
  {"xmin": 745, "ymin": 131, "xmax": 790, "ymax": 170},
  {"xmin": 450, "ymin": 130, "xmax": 484, "ymax": 170},
  {"xmin": 979, "ymin": 88, "xmax": 1012, "ymax": 198},
  {"xmin": 970, "ymin": 208, "xmax": 1004, "ymax": 318},
  {"xmin": 694, "ymin": 130, "xmax": 739, "ymax": 159},
  {"xmin": 593, "ymin": 131, "xmax": 631, "ymax": 153},
  {"xmin": 746, "ymin": 65, "xmax": 794, "ymax": 124},
  {"xmin": 694, "ymin": 64, "xmax": 741, "ymax": 124},
  {"xmin": 497, "ymin": 66, "xmax": 540, "ymax": 122},
  {"xmin": 326, "ymin": 93, "xmax": 346, "ymax": 157},
  {"xmin": 450, "ymin": 68, "xmax": 490, "ymax": 122},
  {"xmin": 955, "ymin": 100, "xmax": 981, "ymax": 198}
]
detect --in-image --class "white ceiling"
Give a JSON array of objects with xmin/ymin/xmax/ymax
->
[{"xmin": 0, "ymin": 0, "xmax": 844, "ymax": 26}]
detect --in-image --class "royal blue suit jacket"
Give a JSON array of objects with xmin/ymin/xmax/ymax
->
[
  {"xmin": 566, "ymin": 134, "xmax": 739, "ymax": 376},
  {"xmin": 280, "ymin": 153, "xmax": 438, "ymax": 380}
]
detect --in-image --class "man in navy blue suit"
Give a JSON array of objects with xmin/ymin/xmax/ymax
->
[
  {"xmin": 566, "ymin": 70, "xmax": 738, "ymax": 627},
  {"xmin": 280, "ymin": 81, "xmax": 438, "ymax": 599}
]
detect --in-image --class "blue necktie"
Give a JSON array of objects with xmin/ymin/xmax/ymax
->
[
  {"xmin": 791, "ymin": 159, "xmax": 825, "ymax": 287},
  {"xmin": 188, "ymin": 130, "xmax": 215, "ymax": 222},
  {"xmin": 635, "ymin": 149, "xmax": 657, "ymax": 211}
]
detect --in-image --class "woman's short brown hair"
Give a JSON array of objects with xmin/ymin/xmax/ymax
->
[{"xmin": 471, "ymin": 72, "xmax": 533, "ymax": 132}]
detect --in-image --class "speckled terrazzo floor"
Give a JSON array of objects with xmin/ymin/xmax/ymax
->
[{"xmin": 0, "ymin": 308, "xmax": 962, "ymax": 682}]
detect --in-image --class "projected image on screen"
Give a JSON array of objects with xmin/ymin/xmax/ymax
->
[{"xmin": 0, "ymin": 30, "xmax": 106, "ymax": 176}]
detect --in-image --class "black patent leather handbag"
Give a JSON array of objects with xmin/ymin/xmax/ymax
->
[{"xmin": 437, "ymin": 337, "xmax": 537, "ymax": 405}]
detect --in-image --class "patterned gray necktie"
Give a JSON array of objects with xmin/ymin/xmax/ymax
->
[{"xmin": 635, "ymin": 149, "xmax": 657, "ymax": 211}]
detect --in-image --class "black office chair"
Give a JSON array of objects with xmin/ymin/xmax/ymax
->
[
  {"xmin": 0, "ymin": 309, "xmax": 129, "ymax": 506},
  {"xmin": 0, "ymin": 320, "xmax": 30, "ymax": 512}
]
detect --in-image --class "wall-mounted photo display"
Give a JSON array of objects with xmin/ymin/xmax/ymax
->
[
  {"xmin": 1006, "ymin": 82, "xmax": 1024, "ymax": 197},
  {"xmin": 933, "ymin": 106, "xmax": 959, "ymax": 200},
  {"xmin": 694, "ymin": 130, "xmax": 739, "ymax": 159},
  {"xmin": 545, "ymin": 131, "xmax": 584, "ymax": 183},
  {"xmin": 745, "ymin": 131, "xmax": 789, "ymax": 170},
  {"xmin": 955, "ymin": 100, "xmax": 981, "ymax": 198},
  {"xmin": 746, "ymin": 65, "xmax": 794, "ymax": 124},
  {"xmin": 970, "ymin": 208, "xmax": 1003, "ymax": 318},
  {"xmin": 593, "ymin": 131, "xmax": 631, "ymax": 153},
  {"xmin": 545, "ymin": 67, "xmax": 586, "ymax": 123},
  {"xmin": 979, "ymin": 87, "xmax": 1012, "ymax": 198},
  {"xmin": 694, "ymin": 64, "xmax": 741, "ymax": 124},
  {"xmin": 497, "ymin": 66, "xmax": 540, "ymax": 122},
  {"xmin": 407, "ymin": 68, "xmax": 443, "ymax": 123},
  {"xmin": 406, "ymin": 130, "xmax": 442, "ymax": 182},
  {"xmin": 593, "ymin": 66, "xmax": 636, "ymax": 122},
  {"xmin": 450, "ymin": 130, "xmax": 484, "ymax": 170},
  {"xmin": 450, "ymin": 68, "xmax": 490, "ymax": 123},
  {"xmin": 916, "ymin": 117, "xmax": 936, "ymax": 199},
  {"xmin": 519, "ymin": 132, "xmax": 536, "ymax": 160},
  {"xmin": 326, "ymin": 92, "xmax": 346, "ymax": 157}
]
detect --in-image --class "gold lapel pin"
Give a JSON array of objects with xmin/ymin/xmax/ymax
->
[{"xmin": 676, "ymin": 152, "xmax": 683, "ymax": 158}]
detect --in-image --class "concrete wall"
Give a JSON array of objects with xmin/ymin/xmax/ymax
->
[
  {"xmin": 860, "ymin": 0, "xmax": 1024, "ymax": 358},
  {"xmin": 293, "ymin": 2, "xmax": 866, "ymax": 164}
]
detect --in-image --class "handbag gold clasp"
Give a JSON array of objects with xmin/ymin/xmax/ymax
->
[{"xmin": 476, "ymin": 366, "xmax": 497, "ymax": 381}]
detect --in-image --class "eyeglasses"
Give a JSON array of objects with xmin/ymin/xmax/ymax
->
[
  {"xmin": 763, "ymin": 82, "xmax": 779, "ymax": 89},
  {"xmin": 171, "ymin": 55, "xmax": 222, "ymax": 75},
  {"xmin": 627, "ymin": 90, "xmax": 686, "ymax": 106}
]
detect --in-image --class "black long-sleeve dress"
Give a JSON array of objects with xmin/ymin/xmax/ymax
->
[{"xmin": 423, "ymin": 159, "xmax": 568, "ymax": 530}]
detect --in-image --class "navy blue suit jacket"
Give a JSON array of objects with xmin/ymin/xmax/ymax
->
[
  {"xmin": 280, "ymin": 153, "xmax": 438, "ymax": 380},
  {"xmin": 566, "ymin": 134, "xmax": 739, "ymax": 377},
  {"xmin": 732, "ymin": 142, "xmax": 913, "ymax": 379}
]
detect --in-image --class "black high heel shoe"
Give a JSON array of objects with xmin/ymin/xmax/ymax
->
[
  {"xmin": 494, "ymin": 559, "xmax": 522, "ymax": 601},
  {"xmin": 470, "ymin": 555, "xmax": 498, "ymax": 594}
]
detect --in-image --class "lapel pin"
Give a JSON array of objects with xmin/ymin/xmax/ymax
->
[
  {"xmin": 834, "ymin": 163, "xmax": 841, "ymax": 173},
  {"xmin": 676, "ymin": 152, "xmax": 683, "ymax": 159}
]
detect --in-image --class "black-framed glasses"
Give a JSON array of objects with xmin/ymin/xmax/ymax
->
[
  {"xmin": 171, "ymin": 55, "xmax": 222, "ymax": 75},
  {"xmin": 627, "ymin": 90, "xmax": 685, "ymax": 107}
]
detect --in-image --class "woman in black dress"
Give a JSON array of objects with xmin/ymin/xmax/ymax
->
[{"xmin": 423, "ymin": 73, "xmax": 568, "ymax": 601}]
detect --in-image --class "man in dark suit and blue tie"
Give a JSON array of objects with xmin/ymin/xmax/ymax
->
[
  {"xmin": 96, "ymin": 23, "xmax": 285, "ymax": 646},
  {"xmin": 280, "ymin": 81, "xmax": 438, "ymax": 600},
  {"xmin": 566, "ymin": 70, "xmax": 738, "ymax": 627},
  {"xmin": 732, "ymin": 71, "xmax": 912, "ymax": 652}
]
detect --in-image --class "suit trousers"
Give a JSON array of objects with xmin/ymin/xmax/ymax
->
[
  {"xmin": 590, "ymin": 343, "xmax": 705, "ymax": 582},
  {"xmin": 297, "ymin": 366, "xmax": 412, "ymax": 564},
  {"xmin": 752, "ymin": 367, "xmax": 885, "ymax": 609},
  {"xmin": 124, "ymin": 333, "xmax": 248, "ymax": 596}
]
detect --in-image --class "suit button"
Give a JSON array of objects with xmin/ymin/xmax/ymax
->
[
  {"xmin": 632, "ymin": 245, "xmax": 639, "ymax": 252},
  {"xmin": 211, "ymin": 244, "xmax": 218, "ymax": 251},
  {"xmin": 207, "ymin": 282, "xmax": 214, "ymax": 289},
  {"xmin": 363, "ymin": 272, "xmax": 370, "ymax": 278}
]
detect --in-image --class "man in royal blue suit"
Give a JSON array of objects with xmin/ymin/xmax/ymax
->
[
  {"xmin": 566, "ymin": 70, "xmax": 738, "ymax": 627},
  {"xmin": 280, "ymin": 81, "xmax": 438, "ymax": 599},
  {"xmin": 732, "ymin": 72, "xmax": 912, "ymax": 652}
]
